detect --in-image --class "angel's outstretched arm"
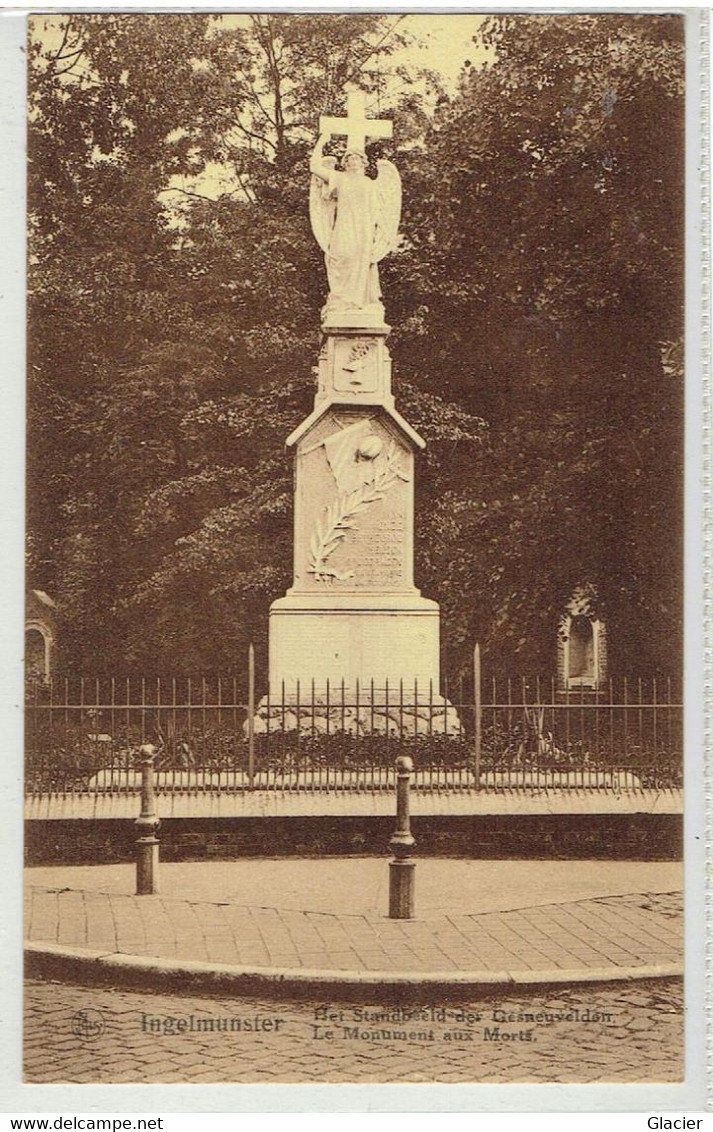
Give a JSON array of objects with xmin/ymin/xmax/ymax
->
[{"xmin": 310, "ymin": 134, "xmax": 332, "ymax": 180}]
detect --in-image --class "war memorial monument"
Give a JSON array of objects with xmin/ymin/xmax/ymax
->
[{"xmin": 258, "ymin": 90, "xmax": 459, "ymax": 737}]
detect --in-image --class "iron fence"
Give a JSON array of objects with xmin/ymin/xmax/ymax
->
[{"xmin": 25, "ymin": 654, "xmax": 682, "ymax": 796}]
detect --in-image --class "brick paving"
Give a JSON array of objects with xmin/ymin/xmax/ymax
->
[
  {"xmin": 24, "ymin": 860, "xmax": 683, "ymax": 1085},
  {"xmin": 24, "ymin": 976, "xmax": 684, "ymax": 1084},
  {"xmin": 25, "ymin": 885, "xmax": 682, "ymax": 977}
]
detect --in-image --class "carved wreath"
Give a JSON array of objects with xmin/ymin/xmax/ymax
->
[{"xmin": 308, "ymin": 440, "xmax": 407, "ymax": 584}]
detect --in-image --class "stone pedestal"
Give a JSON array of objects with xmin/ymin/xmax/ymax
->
[
  {"xmin": 270, "ymin": 589, "xmax": 440, "ymax": 694},
  {"xmin": 264, "ymin": 315, "xmax": 459, "ymax": 735}
]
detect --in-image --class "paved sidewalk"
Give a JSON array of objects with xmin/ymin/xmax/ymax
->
[{"xmin": 25, "ymin": 859, "xmax": 682, "ymax": 993}]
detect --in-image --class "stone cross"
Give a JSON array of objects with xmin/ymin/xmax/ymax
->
[{"xmin": 319, "ymin": 88, "xmax": 392, "ymax": 154}]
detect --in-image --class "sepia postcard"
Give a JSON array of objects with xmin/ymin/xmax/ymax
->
[{"xmin": 5, "ymin": 3, "xmax": 708, "ymax": 1111}]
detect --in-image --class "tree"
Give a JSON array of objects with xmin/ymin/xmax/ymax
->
[
  {"xmin": 393, "ymin": 13, "xmax": 684, "ymax": 674},
  {"xmin": 28, "ymin": 13, "xmax": 465, "ymax": 674}
]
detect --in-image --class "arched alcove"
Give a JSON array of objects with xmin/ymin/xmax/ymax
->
[
  {"xmin": 557, "ymin": 590, "xmax": 607, "ymax": 691},
  {"xmin": 25, "ymin": 623, "xmax": 52, "ymax": 683},
  {"xmin": 26, "ymin": 590, "xmax": 57, "ymax": 685}
]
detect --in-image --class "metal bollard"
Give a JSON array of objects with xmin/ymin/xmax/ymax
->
[
  {"xmin": 388, "ymin": 755, "xmax": 416, "ymax": 919},
  {"xmin": 135, "ymin": 743, "xmax": 160, "ymax": 895}
]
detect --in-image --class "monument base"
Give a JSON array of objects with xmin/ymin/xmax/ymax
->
[
  {"xmin": 262, "ymin": 590, "xmax": 463, "ymax": 736},
  {"xmin": 268, "ymin": 591, "xmax": 441, "ymax": 694},
  {"xmin": 251, "ymin": 689, "xmax": 462, "ymax": 737}
]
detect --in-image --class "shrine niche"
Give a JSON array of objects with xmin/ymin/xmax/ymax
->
[
  {"xmin": 25, "ymin": 589, "xmax": 57, "ymax": 684},
  {"xmin": 556, "ymin": 590, "xmax": 607, "ymax": 691}
]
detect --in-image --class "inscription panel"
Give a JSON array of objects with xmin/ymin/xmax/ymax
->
[{"xmin": 356, "ymin": 516, "xmax": 406, "ymax": 586}]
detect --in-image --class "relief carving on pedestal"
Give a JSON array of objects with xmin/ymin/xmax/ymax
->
[
  {"xmin": 305, "ymin": 418, "xmax": 409, "ymax": 584},
  {"xmin": 334, "ymin": 338, "xmax": 379, "ymax": 392}
]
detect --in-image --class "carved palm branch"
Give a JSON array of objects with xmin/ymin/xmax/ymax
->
[{"xmin": 308, "ymin": 442, "xmax": 405, "ymax": 583}]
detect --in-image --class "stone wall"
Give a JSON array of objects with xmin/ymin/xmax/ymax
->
[{"xmin": 25, "ymin": 813, "xmax": 682, "ymax": 866}]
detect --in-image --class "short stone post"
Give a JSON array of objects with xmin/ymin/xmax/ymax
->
[
  {"xmin": 135, "ymin": 742, "xmax": 160, "ymax": 895},
  {"xmin": 388, "ymin": 755, "xmax": 415, "ymax": 919}
]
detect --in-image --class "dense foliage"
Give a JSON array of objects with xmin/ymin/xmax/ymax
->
[{"xmin": 28, "ymin": 13, "xmax": 684, "ymax": 679}]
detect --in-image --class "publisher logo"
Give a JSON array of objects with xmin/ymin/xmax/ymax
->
[{"xmin": 71, "ymin": 1009, "xmax": 105, "ymax": 1041}]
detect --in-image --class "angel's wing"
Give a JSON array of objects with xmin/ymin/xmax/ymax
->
[
  {"xmin": 309, "ymin": 157, "xmax": 338, "ymax": 253},
  {"xmin": 371, "ymin": 159, "xmax": 402, "ymax": 263}
]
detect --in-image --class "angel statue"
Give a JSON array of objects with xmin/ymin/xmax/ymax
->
[{"xmin": 309, "ymin": 131, "xmax": 401, "ymax": 318}]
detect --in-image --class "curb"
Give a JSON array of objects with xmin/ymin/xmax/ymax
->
[{"xmin": 25, "ymin": 941, "xmax": 683, "ymax": 1002}]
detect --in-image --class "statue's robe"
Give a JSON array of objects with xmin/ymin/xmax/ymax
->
[{"xmin": 321, "ymin": 170, "xmax": 381, "ymax": 311}]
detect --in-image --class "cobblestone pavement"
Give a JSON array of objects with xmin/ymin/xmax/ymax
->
[
  {"xmin": 25, "ymin": 887, "xmax": 682, "ymax": 976},
  {"xmin": 24, "ymin": 976, "xmax": 683, "ymax": 1084}
]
